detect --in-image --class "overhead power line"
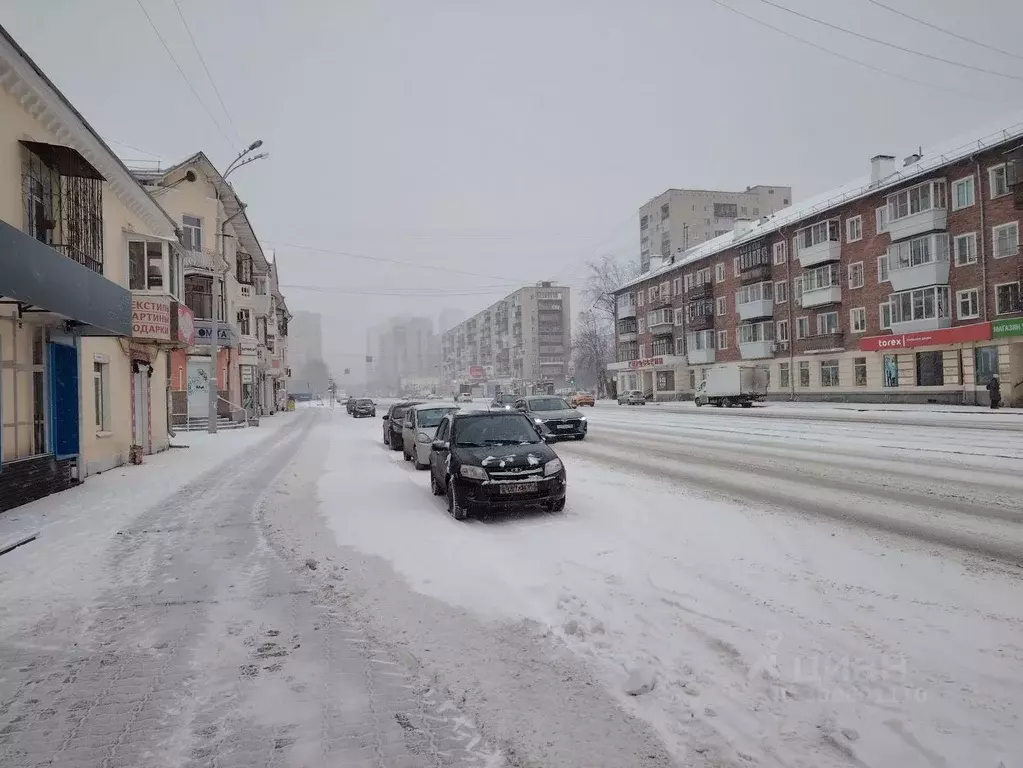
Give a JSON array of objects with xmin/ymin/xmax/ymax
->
[
  {"xmin": 751, "ymin": 0, "xmax": 1023, "ymax": 82},
  {"xmin": 279, "ymin": 283, "xmax": 520, "ymax": 297},
  {"xmin": 859, "ymin": 0, "xmax": 1023, "ymax": 63},
  {"xmin": 132, "ymin": 0, "xmax": 235, "ymax": 147},
  {"xmin": 703, "ymin": 0, "xmax": 1000, "ymax": 99},
  {"xmin": 171, "ymin": 0, "xmax": 243, "ymax": 146}
]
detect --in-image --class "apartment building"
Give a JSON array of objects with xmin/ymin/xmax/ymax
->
[
  {"xmin": 133, "ymin": 153, "xmax": 276, "ymax": 425},
  {"xmin": 639, "ymin": 185, "xmax": 793, "ymax": 273},
  {"xmin": 369, "ymin": 316, "xmax": 439, "ymax": 394},
  {"xmin": 267, "ymin": 256, "xmax": 291, "ymax": 413},
  {"xmin": 441, "ymin": 282, "xmax": 571, "ymax": 392},
  {"xmin": 289, "ymin": 310, "xmax": 323, "ymax": 379},
  {"xmin": 0, "ymin": 25, "xmax": 191, "ymax": 509},
  {"xmin": 614, "ymin": 119, "xmax": 1023, "ymax": 406}
]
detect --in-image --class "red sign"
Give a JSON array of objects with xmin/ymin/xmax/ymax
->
[
  {"xmin": 629, "ymin": 357, "xmax": 664, "ymax": 369},
  {"xmin": 468, "ymin": 365, "xmax": 485, "ymax": 378},
  {"xmin": 174, "ymin": 302, "xmax": 196, "ymax": 345},
  {"xmin": 858, "ymin": 322, "xmax": 991, "ymax": 352}
]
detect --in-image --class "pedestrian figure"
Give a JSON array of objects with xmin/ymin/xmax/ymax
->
[{"xmin": 987, "ymin": 374, "xmax": 1002, "ymax": 409}]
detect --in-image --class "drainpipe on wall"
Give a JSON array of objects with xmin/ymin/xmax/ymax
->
[
  {"xmin": 977, "ymin": 160, "xmax": 989, "ymax": 322},
  {"xmin": 784, "ymin": 228, "xmax": 796, "ymax": 401}
]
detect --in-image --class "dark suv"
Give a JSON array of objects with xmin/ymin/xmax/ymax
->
[
  {"xmin": 383, "ymin": 400, "xmax": 423, "ymax": 450},
  {"xmin": 429, "ymin": 410, "xmax": 566, "ymax": 520}
]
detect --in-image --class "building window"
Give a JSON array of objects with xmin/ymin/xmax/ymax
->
[
  {"xmin": 93, "ymin": 361, "xmax": 109, "ymax": 431},
  {"xmin": 773, "ymin": 241, "xmax": 787, "ymax": 264},
  {"xmin": 776, "ymin": 319, "xmax": 789, "ymax": 342},
  {"xmin": 916, "ymin": 351, "xmax": 944, "ymax": 386},
  {"xmin": 733, "ymin": 257, "xmax": 740, "ymax": 277},
  {"xmin": 877, "ymin": 255, "xmax": 889, "ymax": 283},
  {"xmin": 673, "ymin": 277, "xmax": 682, "ymax": 296},
  {"xmin": 975, "ymin": 346, "xmax": 999, "ymax": 384},
  {"xmin": 876, "ymin": 206, "xmax": 888, "ymax": 234},
  {"xmin": 675, "ymin": 338, "xmax": 686, "ymax": 356},
  {"xmin": 796, "ymin": 219, "xmax": 840, "ymax": 252},
  {"xmin": 674, "ymin": 307, "xmax": 685, "ymax": 326},
  {"xmin": 237, "ymin": 254, "xmax": 253, "ymax": 285},
  {"xmin": 820, "ymin": 359, "xmax": 839, "ymax": 387},
  {"xmin": 715, "ymin": 263, "xmax": 725, "ymax": 283},
  {"xmin": 954, "ymin": 233, "xmax": 978, "ymax": 266},
  {"xmin": 775, "ymin": 280, "xmax": 788, "ymax": 304},
  {"xmin": 992, "ymin": 222, "xmax": 1019, "ymax": 259},
  {"xmin": 737, "ymin": 281, "xmax": 773, "ymax": 305},
  {"xmin": 688, "ymin": 330, "xmax": 715, "ymax": 351},
  {"xmin": 637, "ymin": 291, "xmax": 644, "ymax": 307},
  {"xmin": 661, "ymin": 236, "xmax": 670, "ymax": 257},
  {"xmin": 716, "ymin": 296, "xmax": 726, "ymax": 316},
  {"xmin": 817, "ymin": 312, "xmax": 839, "ymax": 335},
  {"xmin": 717, "ymin": 330, "xmax": 728, "ymax": 350},
  {"xmin": 640, "ymin": 215, "xmax": 648, "ymax": 230},
  {"xmin": 779, "ymin": 362, "xmax": 791, "ymax": 388},
  {"xmin": 799, "ymin": 263, "xmax": 841, "ymax": 293},
  {"xmin": 995, "ymin": 282, "xmax": 1021, "ymax": 315},
  {"xmin": 890, "ymin": 286, "xmax": 950, "ymax": 325},
  {"xmin": 661, "ymin": 203, "xmax": 669, "ymax": 220},
  {"xmin": 887, "ymin": 180, "xmax": 946, "ymax": 222},
  {"xmin": 237, "ymin": 309, "xmax": 252, "ymax": 336},
  {"xmin": 854, "ymin": 357, "xmax": 867, "ymax": 386},
  {"xmin": 638, "ymin": 318, "xmax": 645, "ymax": 334},
  {"xmin": 796, "ymin": 316, "xmax": 809, "ymax": 339},
  {"xmin": 880, "ymin": 301, "xmax": 892, "ymax": 330},
  {"xmin": 798, "ymin": 360, "xmax": 810, "ymax": 387},
  {"xmin": 689, "ymin": 369, "xmax": 697, "ymax": 389},
  {"xmin": 848, "ymin": 261, "xmax": 864, "ymax": 289},
  {"xmin": 952, "ymin": 176, "xmax": 975, "ymax": 210},
  {"xmin": 846, "ymin": 216, "xmax": 862, "ymax": 243},
  {"xmin": 883, "ymin": 354, "xmax": 899, "ymax": 387},
  {"xmin": 738, "ymin": 321, "xmax": 774, "ymax": 344},
  {"xmin": 638, "ymin": 344, "xmax": 647, "ymax": 359},
  {"xmin": 957, "ymin": 288, "xmax": 980, "ymax": 320},
  {"xmin": 648, "ymin": 286, "xmax": 657, "ymax": 302},
  {"xmin": 182, "ymin": 214, "xmax": 203, "ymax": 250},
  {"xmin": 128, "ymin": 240, "xmax": 165, "ymax": 291},
  {"xmin": 184, "ymin": 274, "xmax": 225, "ymax": 321},
  {"xmin": 850, "ymin": 307, "xmax": 866, "ymax": 333},
  {"xmin": 989, "ymin": 164, "xmax": 1009, "ymax": 198}
]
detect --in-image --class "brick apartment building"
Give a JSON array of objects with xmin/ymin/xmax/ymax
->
[{"xmin": 612, "ymin": 119, "xmax": 1023, "ymax": 406}]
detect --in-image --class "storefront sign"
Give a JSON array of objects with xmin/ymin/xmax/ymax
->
[
  {"xmin": 858, "ymin": 322, "xmax": 991, "ymax": 352},
  {"xmin": 469, "ymin": 365, "xmax": 485, "ymax": 378},
  {"xmin": 629, "ymin": 357, "xmax": 664, "ymax": 369},
  {"xmin": 173, "ymin": 302, "xmax": 196, "ymax": 345},
  {"xmin": 130, "ymin": 295, "xmax": 171, "ymax": 341},
  {"xmin": 193, "ymin": 320, "xmax": 239, "ymax": 347},
  {"xmin": 992, "ymin": 317, "xmax": 1023, "ymax": 339}
]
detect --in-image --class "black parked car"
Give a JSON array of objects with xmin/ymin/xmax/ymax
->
[
  {"xmin": 352, "ymin": 398, "xmax": 376, "ymax": 418},
  {"xmin": 429, "ymin": 410, "xmax": 566, "ymax": 520},
  {"xmin": 345, "ymin": 396, "xmax": 357, "ymax": 414},
  {"xmin": 383, "ymin": 400, "xmax": 423, "ymax": 449},
  {"xmin": 513, "ymin": 395, "xmax": 587, "ymax": 440}
]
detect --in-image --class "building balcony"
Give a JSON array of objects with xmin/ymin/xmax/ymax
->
[
  {"xmin": 618, "ymin": 331, "xmax": 637, "ymax": 342},
  {"xmin": 798, "ymin": 240, "xmax": 841, "ymax": 268},
  {"xmin": 890, "ymin": 315, "xmax": 951, "ymax": 335},
  {"xmin": 739, "ymin": 264, "xmax": 772, "ymax": 284},
  {"xmin": 648, "ymin": 318, "xmax": 673, "ymax": 334},
  {"xmin": 888, "ymin": 258, "xmax": 950, "ymax": 292},
  {"xmin": 738, "ymin": 298, "xmax": 773, "ymax": 321},
  {"xmin": 687, "ymin": 347, "xmax": 715, "ymax": 365},
  {"xmin": 687, "ymin": 314, "xmax": 714, "ymax": 332},
  {"xmin": 887, "ymin": 208, "xmax": 948, "ymax": 242},
  {"xmin": 803, "ymin": 332, "xmax": 845, "ymax": 353},
  {"xmin": 237, "ymin": 284, "xmax": 271, "ymax": 315},
  {"xmin": 799, "ymin": 285, "xmax": 842, "ymax": 309},
  {"xmin": 688, "ymin": 282, "xmax": 713, "ymax": 301},
  {"xmin": 739, "ymin": 340, "xmax": 774, "ymax": 360},
  {"xmin": 183, "ymin": 247, "xmax": 220, "ymax": 272}
]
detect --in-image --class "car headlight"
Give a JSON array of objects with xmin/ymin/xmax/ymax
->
[
  {"xmin": 416, "ymin": 432, "xmax": 431, "ymax": 443},
  {"xmin": 534, "ymin": 417, "xmax": 543, "ymax": 424},
  {"xmin": 543, "ymin": 458, "xmax": 563, "ymax": 476},
  {"xmin": 460, "ymin": 465, "xmax": 487, "ymax": 480},
  {"xmin": 579, "ymin": 416, "xmax": 587, "ymax": 421}
]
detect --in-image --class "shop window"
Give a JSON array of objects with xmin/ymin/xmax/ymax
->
[
  {"xmin": 916, "ymin": 351, "xmax": 944, "ymax": 386},
  {"xmin": 93, "ymin": 361, "xmax": 110, "ymax": 432},
  {"xmin": 883, "ymin": 354, "xmax": 899, "ymax": 387},
  {"xmin": 779, "ymin": 362, "xmax": 791, "ymax": 388},
  {"xmin": 820, "ymin": 359, "xmax": 840, "ymax": 387},
  {"xmin": 974, "ymin": 346, "xmax": 999, "ymax": 385},
  {"xmin": 854, "ymin": 357, "xmax": 867, "ymax": 386},
  {"xmin": 798, "ymin": 361, "xmax": 810, "ymax": 387}
]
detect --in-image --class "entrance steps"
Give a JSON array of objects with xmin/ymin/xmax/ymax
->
[{"xmin": 177, "ymin": 416, "xmax": 247, "ymax": 432}]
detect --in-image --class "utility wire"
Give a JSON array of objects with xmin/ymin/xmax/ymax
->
[
  {"xmin": 171, "ymin": 0, "xmax": 244, "ymax": 146},
  {"xmin": 279, "ymin": 284, "xmax": 521, "ymax": 297},
  {"xmin": 859, "ymin": 0, "xmax": 1023, "ymax": 63},
  {"xmin": 704, "ymin": 0, "xmax": 1000, "ymax": 99},
  {"xmin": 103, "ymin": 137, "xmax": 162, "ymax": 157},
  {"xmin": 751, "ymin": 0, "xmax": 1023, "ymax": 82},
  {"xmin": 132, "ymin": 0, "xmax": 235, "ymax": 147}
]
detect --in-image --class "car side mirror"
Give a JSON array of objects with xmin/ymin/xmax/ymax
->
[
  {"xmin": 382, "ymin": 414, "xmax": 388, "ymax": 420},
  {"xmin": 431, "ymin": 439, "xmax": 449, "ymax": 451}
]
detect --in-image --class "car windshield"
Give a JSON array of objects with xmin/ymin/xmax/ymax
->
[
  {"xmin": 529, "ymin": 397, "xmax": 571, "ymax": 411},
  {"xmin": 356, "ymin": 399, "xmax": 373, "ymax": 405},
  {"xmin": 454, "ymin": 414, "xmax": 541, "ymax": 446},
  {"xmin": 417, "ymin": 407, "xmax": 456, "ymax": 428}
]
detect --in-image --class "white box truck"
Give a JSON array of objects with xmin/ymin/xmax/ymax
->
[{"xmin": 695, "ymin": 364, "xmax": 769, "ymax": 408}]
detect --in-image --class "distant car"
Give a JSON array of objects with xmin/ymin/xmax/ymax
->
[
  {"xmin": 352, "ymin": 398, "xmax": 376, "ymax": 418},
  {"xmin": 402, "ymin": 403, "xmax": 460, "ymax": 469},
  {"xmin": 490, "ymin": 394, "xmax": 517, "ymax": 410},
  {"xmin": 383, "ymin": 400, "xmax": 424, "ymax": 449},
  {"xmin": 429, "ymin": 410, "xmax": 566, "ymax": 519},
  {"xmin": 617, "ymin": 390, "xmax": 646, "ymax": 405},
  {"xmin": 513, "ymin": 395, "xmax": 587, "ymax": 440},
  {"xmin": 457, "ymin": 392, "xmax": 473, "ymax": 403},
  {"xmin": 345, "ymin": 396, "xmax": 357, "ymax": 414},
  {"xmin": 569, "ymin": 391, "xmax": 595, "ymax": 407}
]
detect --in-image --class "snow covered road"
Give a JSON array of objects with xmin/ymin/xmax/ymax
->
[{"xmin": 310, "ymin": 404, "xmax": 1023, "ymax": 767}]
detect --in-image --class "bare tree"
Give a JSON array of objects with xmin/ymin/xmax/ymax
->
[{"xmin": 573, "ymin": 255, "xmax": 637, "ymax": 398}]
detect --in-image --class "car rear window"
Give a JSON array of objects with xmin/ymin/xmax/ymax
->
[
  {"xmin": 417, "ymin": 407, "xmax": 456, "ymax": 428},
  {"xmin": 529, "ymin": 397, "xmax": 571, "ymax": 411}
]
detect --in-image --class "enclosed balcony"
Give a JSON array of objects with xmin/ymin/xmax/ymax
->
[
  {"xmin": 646, "ymin": 307, "xmax": 674, "ymax": 333},
  {"xmin": 686, "ymin": 330, "xmax": 715, "ymax": 365},
  {"xmin": 738, "ymin": 321, "xmax": 775, "ymax": 360},
  {"xmin": 887, "ymin": 233, "xmax": 950, "ymax": 292},
  {"xmin": 803, "ymin": 332, "xmax": 845, "ymax": 353},
  {"xmin": 798, "ymin": 264, "xmax": 841, "ymax": 309},
  {"xmin": 738, "ymin": 239, "xmax": 772, "ymax": 284},
  {"xmin": 887, "ymin": 180, "xmax": 947, "ymax": 242},
  {"xmin": 888, "ymin": 286, "xmax": 951, "ymax": 335},
  {"xmin": 687, "ymin": 281, "xmax": 713, "ymax": 301},
  {"xmin": 796, "ymin": 219, "xmax": 841, "ymax": 267},
  {"xmin": 737, "ymin": 281, "xmax": 773, "ymax": 321},
  {"xmin": 616, "ymin": 299, "xmax": 637, "ymax": 320}
]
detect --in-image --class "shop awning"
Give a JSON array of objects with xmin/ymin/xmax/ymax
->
[{"xmin": 0, "ymin": 219, "xmax": 131, "ymax": 336}]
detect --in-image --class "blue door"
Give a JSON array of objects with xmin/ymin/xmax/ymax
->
[{"xmin": 49, "ymin": 342, "xmax": 79, "ymax": 459}]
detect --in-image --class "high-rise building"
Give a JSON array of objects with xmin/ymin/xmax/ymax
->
[
  {"xmin": 368, "ymin": 316, "xmax": 439, "ymax": 393},
  {"xmin": 441, "ymin": 282, "xmax": 571, "ymax": 391},
  {"xmin": 289, "ymin": 310, "xmax": 323, "ymax": 376},
  {"xmin": 639, "ymin": 185, "xmax": 794, "ymax": 272}
]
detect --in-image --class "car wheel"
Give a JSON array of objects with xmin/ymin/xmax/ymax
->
[
  {"xmin": 390, "ymin": 433, "xmax": 401, "ymax": 450},
  {"xmin": 547, "ymin": 498, "xmax": 566, "ymax": 512},
  {"xmin": 447, "ymin": 479, "xmax": 470, "ymax": 521},
  {"xmin": 430, "ymin": 472, "xmax": 444, "ymax": 496},
  {"xmin": 576, "ymin": 433, "xmax": 586, "ymax": 440}
]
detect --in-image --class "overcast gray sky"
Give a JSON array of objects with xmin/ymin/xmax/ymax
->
[{"xmin": 3, "ymin": 0, "xmax": 1022, "ymax": 382}]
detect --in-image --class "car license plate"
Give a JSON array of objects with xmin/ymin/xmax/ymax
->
[
  {"xmin": 500, "ymin": 482, "xmax": 537, "ymax": 495},
  {"xmin": 556, "ymin": 424, "xmax": 573, "ymax": 430}
]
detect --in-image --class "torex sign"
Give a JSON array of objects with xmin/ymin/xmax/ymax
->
[
  {"xmin": 131, "ymin": 295, "xmax": 171, "ymax": 341},
  {"xmin": 858, "ymin": 322, "xmax": 991, "ymax": 352}
]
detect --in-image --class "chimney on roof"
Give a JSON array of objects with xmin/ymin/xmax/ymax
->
[
  {"xmin": 870, "ymin": 155, "xmax": 896, "ymax": 185},
  {"xmin": 732, "ymin": 218, "xmax": 753, "ymax": 239},
  {"xmin": 646, "ymin": 255, "xmax": 664, "ymax": 274},
  {"xmin": 903, "ymin": 150, "xmax": 923, "ymax": 167}
]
